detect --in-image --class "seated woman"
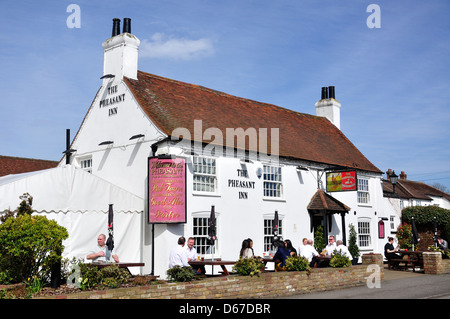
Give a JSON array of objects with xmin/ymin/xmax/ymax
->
[
  {"xmin": 273, "ymin": 240, "xmax": 292, "ymax": 271},
  {"xmin": 239, "ymin": 239, "xmax": 254, "ymax": 258},
  {"xmin": 384, "ymin": 237, "xmax": 402, "ymax": 269}
]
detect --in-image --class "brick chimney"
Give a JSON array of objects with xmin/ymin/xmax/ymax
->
[
  {"xmin": 315, "ymin": 86, "xmax": 341, "ymax": 129},
  {"xmin": 386, "ymin": 169, "xmax": 393, "ymax": 181},
  {"xmin": 102, "ymin": 18, "xmax": 140, "ymax": 81},
  {"xmin": 400, "ymin": 171, "xmax": 407, "ymax": 180}
]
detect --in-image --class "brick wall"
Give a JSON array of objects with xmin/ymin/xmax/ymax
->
[
  {"xmin": 35, "ymin": 254, "xmax": 384, "ymax": 300},
  {"xmin": 423, "ymin": 252, "xmax": 450, "ymax": 275}
]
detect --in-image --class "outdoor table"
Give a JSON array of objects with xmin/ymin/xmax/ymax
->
[
  {"xmin": 312, "ymin": 255, "xmax": 331, "ymax": 268},
  {"xmin": 91, "ymin": 262, "xmax": 145, "ymax": 275},
  {"xmin": 388, "ymin": 250, "xmax": 424, "ymax": 272},
  {"xmin": 188, "ymin": 259, "xmax": 236, "ymax": 276}
]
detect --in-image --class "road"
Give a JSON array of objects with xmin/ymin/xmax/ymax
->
[{"xmin": 284, "ymin": 270, "xmax": 450, "ymax": 299}]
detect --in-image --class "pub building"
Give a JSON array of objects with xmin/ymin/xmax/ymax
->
[{"xmin": 5, "ymin": 18, "xmax": 391, "ymax": 278}]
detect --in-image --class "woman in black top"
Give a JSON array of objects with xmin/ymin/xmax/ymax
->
[{"xmin": 384, "ymin": 237, "xmax": 402, "ymax": 268}]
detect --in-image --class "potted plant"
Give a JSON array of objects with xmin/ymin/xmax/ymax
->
[
  {"xmin": 348, "ymin": 224, "xmax": 360, "ymax": 265},
  {"xmin": 314, "ymin": 225, "xmax": 326, "ymax": 253}
]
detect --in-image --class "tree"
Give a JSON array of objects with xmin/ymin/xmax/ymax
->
[{"xmin": 0, "ymin": 194, "xmax": 68, "ymax": 284}]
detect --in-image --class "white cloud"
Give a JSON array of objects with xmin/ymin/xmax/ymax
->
[{"xmin": 140, "ymin": 33, "xmax": 215, "ymax": 60}]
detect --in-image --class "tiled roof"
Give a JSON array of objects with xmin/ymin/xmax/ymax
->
[
  {"xmin": 382, "ymin": 179, "xmax": 450, "ymax": 201},
  {"xmin": 125, "ymin": 71, "xmax": 381, "ymax": 173},
  {"xmin": 0, "ymin": 155, "xmax": 58, "ymax": 177},
  {"xmin": 307, "ymin": 189, "xmax": 351, "ymax": 213}
]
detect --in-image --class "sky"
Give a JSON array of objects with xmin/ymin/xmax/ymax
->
[{"xmin": 1, "ymin": 0, "xmax": 449, "ymax": 190}]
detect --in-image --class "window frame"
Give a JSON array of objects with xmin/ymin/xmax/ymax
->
[
  {"xmin": 263, "ymin": 165, "xmax": 283, "ymax": 199},
  {"xmin": 357, "ymin": 177, "xmax": 370, "ymax": 205},
  {"xmin": 192, "ymin": 156, "xmax": 218, "ymax": 194},
  {"xmin": 357, "ymin": 218, "xmax": 372, "ymax": 249}
]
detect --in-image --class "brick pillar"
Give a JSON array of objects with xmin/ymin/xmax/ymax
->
[
  {"xmin": 362, "ymin": 253, "xmax": 384, "ymax": 281},
  {"xmin": 423, "ymin": 252, "xmax": 442, "ymax": 275},
  {"xmin": 362, "ymin": 253, "xmax": 383, "ymax": 267}
]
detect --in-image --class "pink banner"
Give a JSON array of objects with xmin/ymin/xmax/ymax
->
[{"xmin": 148, "ymin": 157, "xmax": 186, "ymax": 223}]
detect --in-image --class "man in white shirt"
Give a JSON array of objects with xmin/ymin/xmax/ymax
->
[
  {"xmin": 86, "ymin": 233, "xmax": 119, "ymax": 263},
  {"xmin": 300, "ymin": 239, "xmax": 319, "ymax": 264},
  {"xmin": 323, "ymin": 235, "xmax": 337, "ymax": 256},
  {"xmin": 185, "ymin": 237, "xmax": 198, "ymax": 261},
  {"xmin": 336, "ymin": 240, "xmax": 353, "ymax": 260},
  {"xmin": 169, "ymin": 236, "xmax": 190, "ymax": 268}
]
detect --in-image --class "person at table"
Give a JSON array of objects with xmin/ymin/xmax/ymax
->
[
  {"xmin": 437, "ymin": 237, "xmax": 448, "ymax": 250},
  {"xmin": 185, "ymin": 237, "xmax": 205, "ymax": 274},
  {"xmin": 299, "ymin": 237, "xmax": 308, "ymax": 256},
  {"xmin": 240, "ymin": 239, "xmax": 254, "ymax": 258},
  {"xmin": 185, "ymin": 237, "xmax": 199, "ymax": 261},
  {"xmin": 86, "ymin": 233, "xmax": 119, "ymax": 263},
  {"xmin": 285, "ymin": 239, "xmax": 297, "ymax": 256},
  {"xmin": 300, "ymin": 239, "xmax": 319, "ymax": 266},
  {"xmin": 322, "ymin": 235, "xmax": 337, "ymax": 256},
  {"xmin": 384, "ymin": 237, "xmax": 402, "ymax": 269},
  {"xmin": 336, "ymin": 240, "xmax": 353, "ymax": 260},
  {"xmin": 169, "ymin": 236, "xmax": 190, "ymax": 269},
  {"xmin": 273, "ymin": 240, "xmax": 292, "ymax": 271}
]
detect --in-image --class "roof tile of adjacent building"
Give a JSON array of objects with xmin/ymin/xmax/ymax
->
[
  {"xmin": 383, "ymin": 179, "xmax": 450, "ymax": 201},
  {"xmin": 125, "ymin": 71, "xmax": 381, "ymax": 173},
  {"xmin": 0, "ymin": 155, "xmax": 58, "ymax": 177}
]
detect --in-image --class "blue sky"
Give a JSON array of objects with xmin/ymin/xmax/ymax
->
[{"xmin": 1, "ymin": 0, "xmax": 449, "ymax": 190}]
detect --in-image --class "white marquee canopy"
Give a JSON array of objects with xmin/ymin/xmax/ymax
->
[{"xmin": 0, "ymin": 165, "xmax": 145, "ymax": 269}]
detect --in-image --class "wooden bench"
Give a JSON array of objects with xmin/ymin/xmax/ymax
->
[{"xmin": 387, "ymin": 258, "xmax": 423, "ymax": 271}]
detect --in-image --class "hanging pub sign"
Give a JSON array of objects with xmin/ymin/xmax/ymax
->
[
  {"xmin": 378, "ymin": 220, "xmax": 385, "ymax": 239},
  {"xmin": 326, "ymin": 171, "xmax": 357, "ymax": 192},
  {"xmin": 148, "ymin": 156, "xmax": 186, "ymax": 224}
]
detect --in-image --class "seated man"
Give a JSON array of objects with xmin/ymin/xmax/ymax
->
[
  {"xmin": 169, "ymin": 236, "xmax": 190, "ymax": 268},
  {"xmin": 300, "ymin": 239, "xmax": 319, "ymax": 267},
  {"xmin": 437, "ymin": 237, "xmax": 448, "ymax": 250},
  {"xmin": 335, "ymin": 240, "xmax": 353, "ymax": 260},
  {"xmin": 86, "ymin": 234, "xmax": 119, "ymax": 263}
]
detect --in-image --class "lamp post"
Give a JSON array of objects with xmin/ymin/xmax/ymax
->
[{"xmin": 390, "ymin": 170, "xmax": 399, "ymax": 194}]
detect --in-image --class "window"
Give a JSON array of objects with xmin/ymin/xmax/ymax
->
[
  {"xmin": 263, "ymin": 165, "xmax": 282, "ymax": 198},
  {"xmin": 263, "ymin": 218, "xmax": 283, "ymax": 253},
  {"xmin": 390, "ymin": 216, "xmax": 396, "ymax": 232},
  {"xmin": 80, "ymin": 157, "xmax": 92, "ymax": 173},
  {"xmin": 358, "ymin": 218, "xmax": 371, "ymax": 248},
  {"xmin": 193, "ymin": 156, "xmax": 217, "ymax": 193},
  {"xmin": 357, "ymin": 178, "xmax": 370, "ymax": 204},
  {"xmin": 193, "ymin": 217, "xmax": 217, "ymax": 255}
]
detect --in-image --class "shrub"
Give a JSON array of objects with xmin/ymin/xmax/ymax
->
[
  {"xmin": 233, "ymin": 257, "xmax": 265, "ymax": 277},
  {"xmin": 166, "ymin": 265, "xmax": 196, "ymax": 282},
  {"xmin": 285, "ymin": 255, "xmax": 311, "ymax": 272},
  {"xmin": 348, "ymin": 224, "xmax": 360, "ymax": 259},
  {"xmin": 396, "ymin": 223, "xmax": 412, "ymax": 250},
  {"xmin": 314, "ymin": 225, "xmax": 326, "ymax": 253},
  {"xmin": 0, "ymin": 214, "xmax": 68, "ymax": 284},
  {"xmin": 330, "ymin": 251, "xmax": 352, "ymax": 268},
  {"xmin": 77, "ymin": 263, "xmax": 131, "ymax": 290}
]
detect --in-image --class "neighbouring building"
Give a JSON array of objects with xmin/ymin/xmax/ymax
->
[
  {"xmin": 0, "ymin": 155, "xmax": 58, "ymax": 177},
  {"xmin": 383, "ymin": 169, "xmax": 450, "ymax": 242}
]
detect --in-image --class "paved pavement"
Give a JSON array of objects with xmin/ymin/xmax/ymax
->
[{"xmin": 284, "ymin": 265, "xmax": 450, "ymax": 299}]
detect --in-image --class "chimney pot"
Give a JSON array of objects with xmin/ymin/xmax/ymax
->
[
  {"xmin": 112, "ymin": 18, "xmax": 121, "ymax": 37},
  {"xmin": 328, "ymin": 86, "xmax": 335, "ymax": 99},
  {"xmin": 123, "ymin": 18, "xmax": 131, "ymax": 33},
  {"xmin": 400, "ymin": 171, "xmax": 407, "ymax": 180},
  {"xmin": 321, "ymin": 87, "xmax": 328, "ymax": 100},
  {"xmin": 386, "ymin": 169, "xmax": 393, "ymax": 180}
]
